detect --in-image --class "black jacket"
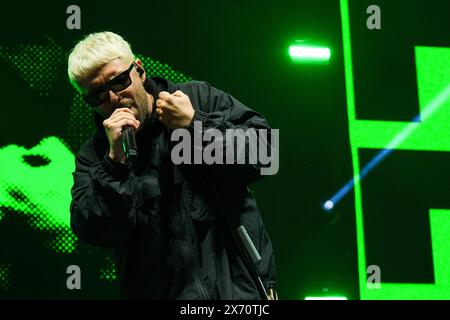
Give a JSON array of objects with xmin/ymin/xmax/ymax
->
[{"xmin": 70, "ymin": 77, "xmax": 276, "ymax": 299}]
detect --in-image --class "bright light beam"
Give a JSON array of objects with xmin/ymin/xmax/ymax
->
[
  {"xmin": 323, "ymin": 84, "xmax": 450, "ymax": 211},
  {"xmin": 289, "ymin": 45, "xmax": 331, "ymax": 62}
]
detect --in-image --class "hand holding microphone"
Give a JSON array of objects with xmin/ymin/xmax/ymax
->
[{"xmin": 103, "ymin": 107, "xmax": 140, "ymax": 164}]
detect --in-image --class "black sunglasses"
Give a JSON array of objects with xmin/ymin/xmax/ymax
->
[{"xmin": 83, "ymin": 62, "xmax": 136, "ymax": 107}]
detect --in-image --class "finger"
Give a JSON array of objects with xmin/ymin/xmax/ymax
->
[
  {"xmin": 156, "ymin": 99, "xmax": 173, "ymax": 111},
  {"xmin": 109, "ymin": 113, "xmax": 138, "ymax": 124},
  {"xmin": 111, "ymin": 107, "xmax": 135, "ymax": 116},
  {"xmin": 109, "ymin": 109, "xmax": 135, "ymax": 122},
  {"xmin": 172, "ymin": 90, "xmax": 184, "ymax": 97},
  {"xmin": 115, "ymin": 119, "xmax": 140, "ymax": 130},
  {"xmin": 108, "ymin": 120, "xmax": 140, "ymax": 132},
  {"xmin": 157, "ymin": 112, "xmax": 167, "ymax": 125},
  {"xmin": 156, "ymin": 99, "xmax": 165, "ymax": 108},
  {"xmin": 159, "ymin": 91, "xmax": 175, "ymax": 104},
  {"xmin": 110, "ymin": 111, "xmax": 136, "ymax": 120},
  {"xmin": 105, "ymin": 117, "xmax": 139, "ymax": 130}
]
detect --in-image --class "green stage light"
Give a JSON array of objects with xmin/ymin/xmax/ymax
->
[
  {"xmin": 289, "ymin": 45, "xmax": 331, "ymax": 63},
  {"xmin": 305, "ymin": 296, "xmax": 348, "ymax": 300}
]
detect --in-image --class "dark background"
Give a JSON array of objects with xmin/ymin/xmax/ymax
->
[{"xmin": 0, "ymin": 0, "xmax": 448, "ymax": 300}]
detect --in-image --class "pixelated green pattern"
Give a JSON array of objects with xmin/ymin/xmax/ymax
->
[
  {"xmin": 0, "ymin": 263, "xmax": 11, "ymax": 290},
  {"xmin": 0, "ymin": 37, "xmax": 194, "ymax": 287},
  {"xmin": 67, "ymin": 94, "xmax": 95, "ymax": 153},
  {"xmin": 0, "ymin": 37, "xmax": 64, "ymax": 96},
  {"xmin": 136, "ymin": 54, "xmax": 192, "ymax": 83},
  {"xmin": 99, "ymin": 257, "xmax": 117, "ymax": 282},
  {"xmin": 0, "ymin": 137, "xmax": 77, "ymax": 253}
]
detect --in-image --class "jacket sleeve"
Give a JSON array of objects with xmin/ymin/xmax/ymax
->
[
  {"xmin": 184, "ymin": 81, "xmax": 278, "ymax": 186},
  {"xmin": 70, "ymin": 144, "xmax": 137, "ymax": 249}
]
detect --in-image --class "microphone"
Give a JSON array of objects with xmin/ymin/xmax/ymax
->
[{"xmin": 122, "ymin": 126, "xmax": 138, "ymax": 164}]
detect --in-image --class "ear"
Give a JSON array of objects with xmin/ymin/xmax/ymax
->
[{"xmin": 135, "ymin": 58, "xmax": 146, "ymax": 81}]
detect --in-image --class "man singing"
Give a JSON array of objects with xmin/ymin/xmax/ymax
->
[{"xmin": 68, "ymin": 31, "xmax": 277, "ymax": 299}]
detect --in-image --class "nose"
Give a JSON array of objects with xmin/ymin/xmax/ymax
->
[{"xmin": 108, "ymin": 90, "xmax": 122, "ymax": 106}]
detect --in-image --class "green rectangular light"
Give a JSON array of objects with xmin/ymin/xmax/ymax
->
[
  {"xmin": 289, "ymin": 45, "xmax": 331, "ymax": 62},
  {"xmin": 305, "ymin": 296, "xmax": 348, "ymax": 300}
]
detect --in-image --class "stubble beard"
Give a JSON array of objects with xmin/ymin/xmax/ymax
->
[{"xmin": 119, "ymin": 86, "xmax": 150, "ymax": 127}]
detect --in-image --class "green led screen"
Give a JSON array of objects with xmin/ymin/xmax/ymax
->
[
  {"xmin": 0, "ymin": 0, "xmax": 448, "ymax": 300},
  {"xmin": 0, "ymin": 38, "xmax": 193, "ymax": 296},
  {"xmin": 341, "ymin": 0, "xmax": 450, "ymax": 299}
]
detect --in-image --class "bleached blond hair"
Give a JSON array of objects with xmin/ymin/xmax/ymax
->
[{"xmin": 67, "ymin": 31, "xmax": 135, "ymax": 92}]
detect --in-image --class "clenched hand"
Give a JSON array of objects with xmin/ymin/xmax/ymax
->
[{"xmin": 155, "ymin": 90, "xmax": 195, "ymax": 129}]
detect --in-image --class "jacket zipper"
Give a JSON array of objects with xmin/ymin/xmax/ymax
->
[{"xmin": 178, "ymin": 182, "xmax": 210, "ymax": 300}]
